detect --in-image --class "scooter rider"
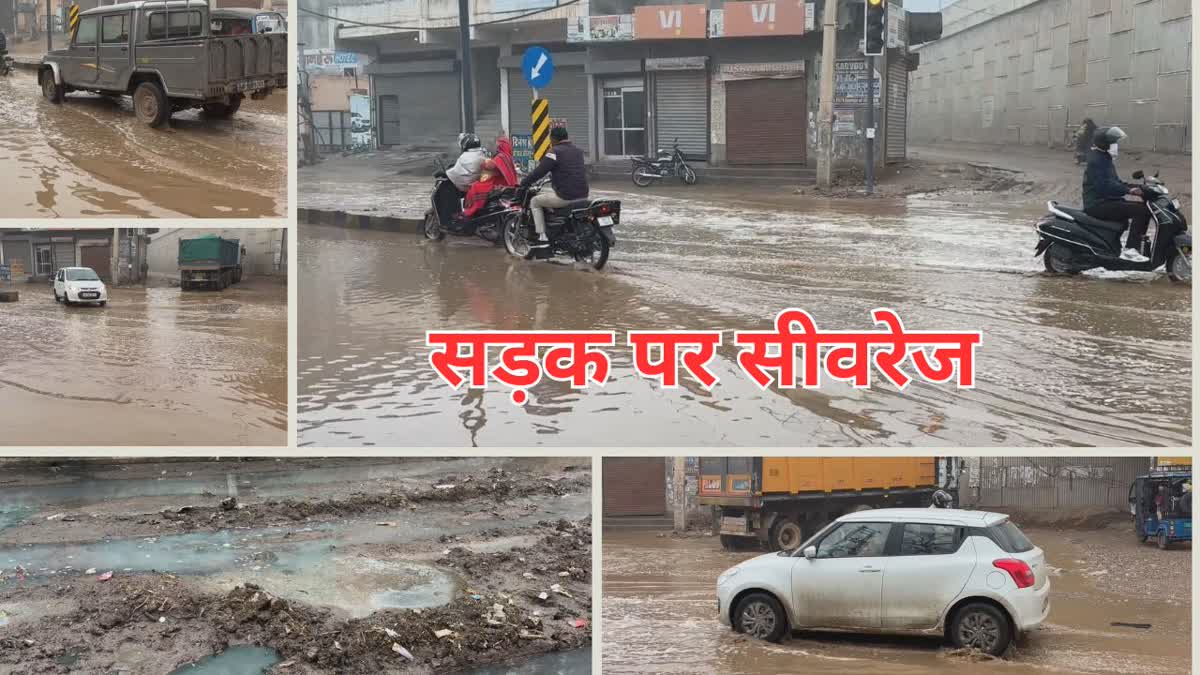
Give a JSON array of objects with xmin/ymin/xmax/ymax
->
[
  {"xmin": 518, "ymin": 125, "xmax": 589, "ymax": 249},
  {"xmin": 1082, "ymin": 126, "xmax": 1149, "ymax": 263},
  {"xmin": 446, "ymin": 133, "xmax": 486, "ymax": 195}
]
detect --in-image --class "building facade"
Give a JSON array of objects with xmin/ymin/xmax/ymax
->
[
  {"xmin": 909, "ymin": 0, "xmax": 1191, "ymax": 151},
  {"xmin": 307, "ymin": 0, "xmax": 914, "ymax": 166},
  {"xmin": 145, "ymin": 228, "xmax": 287, "ymax": 282},
  {"xmin": 0, "ymin": 229, "xmax": 149, "ymax": 285}
]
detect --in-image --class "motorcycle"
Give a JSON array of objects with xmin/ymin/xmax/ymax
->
[
  {"xmin": 1035, "ymin": 170, "xmax": 1191, "ymax": 282},
  {"xmin": 631, "ymin": 138, "xmax": 697, "ymax": 187},
  {"xmin": 502, "ymin": 179, "xmax": 620, "ymax": 270},
  {"xmin": 422, "ymin": 158, "xmax": 521, "ymax": 245}
]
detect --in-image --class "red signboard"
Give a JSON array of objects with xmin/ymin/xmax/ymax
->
[{"xmin": 722, "ymin": 0, "xmax": 807, "ymax": 37}]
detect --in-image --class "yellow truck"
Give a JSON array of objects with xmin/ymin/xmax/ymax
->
[{"xmin": 698, "ymin": 457, "xmax": 956, "ymax": 551}]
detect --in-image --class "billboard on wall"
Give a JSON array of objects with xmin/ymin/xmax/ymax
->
[
  {"xmin": 350, "ymin": 95, "xmax": 372, "ymax": 148},
  {"xmin": 568, "ymin": 14, "xmax": 635, "ymax": 42},
  {"xmin": 833, "ymin": 59, "xmax": 881, "ymax": 108},
  {"xmin": 303, "ymin": 49, "xmax": 363, "ymax": 75},
  {"xmin": 719, "ymin": 0, "xmax": 807, "ymax": 37},
  {"xmin": 632, "ymin": 4, "xmax": 708, "ymax": 39}
]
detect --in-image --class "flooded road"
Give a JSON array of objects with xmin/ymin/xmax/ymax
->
[
  {"xmin": 0, "ymin": 71, "xmax": 286, "ymax": 218},
  {"xmin": 297, "ymin": 187, "xmax": 1190, "ymax": 447},
  {"xmin": 0, "ymin": 278, "xmax": 287, "ymax": 446},
  {"xmin": 0, "ymin": 458, "xmax": 593, "ymax": 674},
  {"xmin": 602, "ymin": 527, "xmax": 1190, "ymax": 675}
]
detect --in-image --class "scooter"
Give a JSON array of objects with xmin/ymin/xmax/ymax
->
[
  {"xmin": 631, "ymin": 139, "xmax": 697, "ymax": 187},
  {"xmin": 1035, "ymin": 170, "xmax": 1191, "ymax": 282},
  {"xmin": 422, "ymin": 159, "xmax": 521, "ymax": 245},
  {"xmin": 502, "ymin": 178, "xmax": 620, "ymax": 270}
]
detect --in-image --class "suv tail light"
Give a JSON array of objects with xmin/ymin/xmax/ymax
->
[{"xmin": 993, "ymin": 559, "xmax": 1035, "ymax": 589}]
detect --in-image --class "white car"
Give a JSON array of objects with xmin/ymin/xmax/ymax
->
[
  {"xmin": 53, "ymin": 267, "xmax": 108, "ymax": 306},
  {"xmin": 716, "ymin": 508, "xmax": 1050, "ymax": 656}
]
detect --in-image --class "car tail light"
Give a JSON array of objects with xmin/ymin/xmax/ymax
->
[
  {"xmin": 993, "ymin": 559, "xmax": 1035, "ymax": 589},
  {"xmin": 596, "ymin": 205, "xmax": 612, "ymax": 216}
]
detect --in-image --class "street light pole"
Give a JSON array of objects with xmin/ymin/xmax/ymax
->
[
  {"xmin": 457, "ymin": 0, "xmax": 475, "ymax": 134},
  {"xmin": 816, "ymin": 0, "xmax": 838, "ymax": 189}
]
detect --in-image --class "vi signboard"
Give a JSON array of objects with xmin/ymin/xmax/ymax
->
[{"xmin": 632, "ymin": 4, "xmax": 708, "ymax": 39}]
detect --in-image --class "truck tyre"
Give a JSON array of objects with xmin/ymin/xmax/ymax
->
[
  {"xmin": 41, "ymin": 70, "xmax": 64, "ymax": 104},
  {"xmin": 949, "ymin": 602, "xmax": 1012, "ymax": 657},
  {"xmin": 133, "ymin": 81, "xmax": 171, "ymax": 128},
  {"xmin": 769, "ymin": 518, "xmax": 804, "ymax": 552},
  {"xmin": 719, "ymin": 535, "xmax": 745, "ymax": 551},
  {"xmin": 202, "ymin": 95, "xmax": 242, "ymax": 119},
  {"xmin": 733, "ymin": 593, "xmax": 788, "ymax": 643}
]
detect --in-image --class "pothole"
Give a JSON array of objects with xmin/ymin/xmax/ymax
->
[{"xmin": 167, "ymin": 645, "xmax": 281, "ymax": 675}]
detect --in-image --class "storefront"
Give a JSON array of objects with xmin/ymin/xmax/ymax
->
[
  {"xmin": 719, "ymin": 61, "xmax": 807, "ymax": 165},
  {"xmin": 368, "ymin": 61, "xmax": 461, "ymax": 148},
  {"xmin": 596, "ymin": 73, "xmax": 646, "ymax": 158},
  {"xmin": 646, "ymin": 56, "xmax": 709, "ymax": 160}
]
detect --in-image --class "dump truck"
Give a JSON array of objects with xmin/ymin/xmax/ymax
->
[
  {"xmin": 178, "ymin": 235, "xmax": 243, "ymax": 290},
  {"xmin": 699, "ymin": 457, "xmax": 959, "ymax": 551}
]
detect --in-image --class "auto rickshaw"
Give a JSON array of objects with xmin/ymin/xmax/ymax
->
[{"xmin": 1129, "ymin": 470, "xmax": 1192, "ymax": 549}]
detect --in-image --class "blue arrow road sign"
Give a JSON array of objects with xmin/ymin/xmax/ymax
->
[{"xmin": 522, "ymin": 46, "xmax": 554, "ymax": 90}]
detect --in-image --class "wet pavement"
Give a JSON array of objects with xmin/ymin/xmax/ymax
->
[
  {"xmin": 0, "ymin": 70, "xmax": 286, "ymax": 218},
  {"xmin": 602, "ymin": 527, "xmax": 1191, "ymax": 675},
  {"xmin": 0, "ymin": 278, "xmax": 287, "ymax": 446},
  {"xmin": 297, "ymin": 185, "xmax": 1191, "ymax": 447}
]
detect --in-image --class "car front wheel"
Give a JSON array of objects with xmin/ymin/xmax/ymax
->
[
  {"xmin": 949, "ymin": 602, "xmax": 1012, "ymax": 656},
  {"xmin": 732, "ymin": 593, "xmax": 788, "ymax": 643}
]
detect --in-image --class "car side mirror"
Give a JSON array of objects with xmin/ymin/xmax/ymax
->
[
  {"xmin": 802, "ymin": 545, "xmax": 816, "ymax": 560},
  {"xmin": 1154, "ymin": 170, "xmax": 1160, "ymax": 178},
  {"xmin": 1132, "ymin": 170, "xmax": 1144, "ymax": 179}
]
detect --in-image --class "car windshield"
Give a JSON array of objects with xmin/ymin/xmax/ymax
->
[
  {"xmin": 988, "ymin": 520, "xmax": 1034, "ymax": 553},
  {"xmin": 66, "ymin": 269, "xmax": 100, "ymax": 281}
]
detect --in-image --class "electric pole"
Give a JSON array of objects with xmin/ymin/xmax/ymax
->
[
  {"xmin": 458, "ymin": 0, "xmax": 475, "ymax": 134},
  {"xmin": 864, "ymin": 0, "xmax": 888, "ymax": 194},
  {"xmin": 673, "ymin": 457, "xmax": 687, "ymax": 532},
  {"xmin": 816, "ymin": 0, "xmax": 838, "ymax": 189}
]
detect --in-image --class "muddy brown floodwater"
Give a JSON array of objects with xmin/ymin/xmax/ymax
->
[
  {"xmin": 0, "ymin": 278, "xmax": 287, "ymax": 445},
  {"xmin": 0, "ymin": 70, "xmax": 286, "ymax": 218},
  {"xmin": 602, "ymin": 526, "xmax": 1190, "ymax": 675},
  {"xmin": 297, "ymin": 186, "xmax": 1190, "ymax": 447}
]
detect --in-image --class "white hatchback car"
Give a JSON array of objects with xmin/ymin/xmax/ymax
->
[
  {"xmin": 53, "ymin": 267, "xmax": 108, "ymax": 306},
  {"xmin": 717, "ymin": 508, "xmax": 1049, "ymax": 656}
]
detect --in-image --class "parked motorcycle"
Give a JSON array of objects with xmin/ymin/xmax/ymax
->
[
  {"xmin": 422, "ymin": 159, "xmax": 521, "ymax": 245},
  {"xmin": 1035, "ymin": 170, "xmax": 1191, "ymax": 282},
  {"xmin": 502, "ymin": 179, "xmax": 620, "ymax": 270},
  {"xmin": 631, "ymin": 139, "xmax": 697, "ymax": 187}
]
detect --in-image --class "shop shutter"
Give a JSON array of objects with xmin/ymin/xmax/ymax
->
[
  {"xmin": 654, "ymin": 70, "xmax": 708, "ymax": 160},
  {"xmin": 508, "ymin": 67, "xmax": 591, "ymax": 157},
  {"xmin": 886, "ymin": 55, "xmax": 908, "ymax": 162},
  {"xmin": 80, "ymin": 245, "xmax": 111, "ymax": 281},
  {"xmin": 52, "ymin": 241, "xmax": 74, "ymax": 270},
  {"xmin": 374, "ymin": 72, "xmax": 461, "ymax": 147},
  {"xmin": 602, "ymin": 458, "xmax": 667, "ymax": 517},
  {"xmin": 724, "ymin": 77, "xmax": 807, "ymax": 165}
]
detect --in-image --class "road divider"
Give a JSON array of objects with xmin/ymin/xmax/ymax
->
[{"xmin": 299, "ymin": 207, "xmax": 423, "ymax": 234}]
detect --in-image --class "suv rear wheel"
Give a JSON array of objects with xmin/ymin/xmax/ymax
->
[
  {"xmin": 41, "ymin": 70, "xmax": 64, "ymax": 103},
  {"xmin": 133, "ymin": 81, "xmax": 171, "ymax": 128},
  {"xmin": 732, "ymin": 593, "xmax": 788, "ymax": 643},
  {"xmin": 949, "ymin": 602, "xmax": 1012, "ymax": 656}
]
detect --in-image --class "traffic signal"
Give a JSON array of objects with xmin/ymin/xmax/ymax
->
[{"xmin": 864, "ymin": 0, "xmax": 887, "ymax": 56}]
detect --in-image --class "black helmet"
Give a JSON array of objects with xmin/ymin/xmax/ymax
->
[
  {"xmin": 550, "ymin": 126, "xmax": 569, "ymax": 142},
  {"xmin": 1092, "ymin": 126, "xmax": 1127, "ymax": 150},
  {"xmin": 931, "ymin": 490, "xmax": 954, "ymax": 509},
  {"xmin": 459, "ymin": 133, "xmax": 481, "ymax": 151}
]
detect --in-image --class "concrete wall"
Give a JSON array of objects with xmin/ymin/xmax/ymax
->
[
  {"xmin": 961, "ymin": 456, "xmax": 1150, "ymax": 509},
  {"xmin": 910, "ymin": 0, "xmax": 1191, "ymax": 152},
  {"xmin": 146, "ymin": 229, "xmax": 286, "ymax": 282}
]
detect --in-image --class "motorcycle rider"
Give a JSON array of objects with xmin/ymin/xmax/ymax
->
[
  {"xmin": 518, "ymin": 125, "xmax": 589, "ymax": 250},
  {"xmin": 445, "ymin": 133, "xmax": 486, "ymax": 196},
  {"xmin": 1082, "ymin": 126, "xmax": 1149, "ymax": 263}
]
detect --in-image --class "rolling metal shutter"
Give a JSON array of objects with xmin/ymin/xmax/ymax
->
[
  {"xmin": 80, "ymin": 245, "xmax": 111, "ymax": 282},
  {"xmin": 886, "ymin": 55, "xmax": 908, "ymax": 162},
  {"xmin": 52, "ymin": 241, "xmax": 74, "ymax": 270},
  {"xmin": 602, "ymin": 458, "xmax": 667, "ymax": 517},
  {"xmin": 508, "ymin": 67, "xmax": 591, "ymax": 157},
  {"xmin": 725, "ymin": 77, "xmax": 807, "ymax": 165},
  {"xmin": 375, "ymin": 72, "xmax": 460, "ymax": 147},
  {"xmin": 654, "ymin": 70, "xmax": 708, "ymax": 159}
]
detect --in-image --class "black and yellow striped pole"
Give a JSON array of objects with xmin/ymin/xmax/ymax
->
[
  {"xmin": 531, "ymin": 97, "xmax": 551, "ymax": 162},
  {"xmin": 68, "ymin": 3, "xmax": 80, "ymax": 41}
]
